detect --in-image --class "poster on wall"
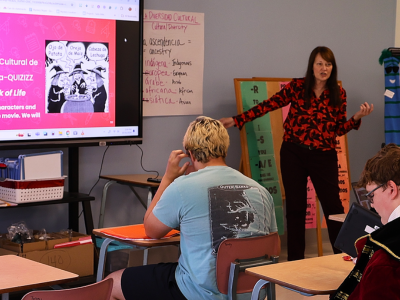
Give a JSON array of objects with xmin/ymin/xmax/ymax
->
[
  {"xmin": 142, "ymin": 10, "xmax": 204, "ymax": 116},
  {"xmin": 305, "ymin": 179, "xmax": 317, "ymax": 229}
]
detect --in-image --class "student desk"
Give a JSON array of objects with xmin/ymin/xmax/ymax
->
[
  {"xmin": 0, "ymin": 255, "xmax": 79, "ymax": 300},
  {"xmin": 0, "ymin": 192, "xmax": 95, "ymax": 235},
  {"xmin": 98, "ymin": 174, "xmax": 161, "ymax": 228},
  {"xmin": 246, "ymin": 254, "xmax": 354, "ymax": 299},
  {"xmin": 93, "ymin": 226, "xmax": 180, "ymax": 282},
  {"xmin": 329, "ymin": 214, "xmax": 347, "ymax": 222}
]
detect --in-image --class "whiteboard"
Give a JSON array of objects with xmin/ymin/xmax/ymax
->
[{"xmin": 142, "ymin": 9, "xmax": 204, "ymax": 116}]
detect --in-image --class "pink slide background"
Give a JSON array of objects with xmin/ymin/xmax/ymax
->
[{"xmin": 0, "ymin": 12, "xmax": 116, "ymax": 130}]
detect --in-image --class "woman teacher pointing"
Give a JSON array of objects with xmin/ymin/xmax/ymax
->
[{"xmin": 220, "ymin": 46, "xmax": 373, "ymax": 261}]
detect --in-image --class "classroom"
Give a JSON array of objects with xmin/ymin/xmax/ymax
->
[{"xmin": 0, "ymin": 0, "xmax": 398, "ymax": 299}]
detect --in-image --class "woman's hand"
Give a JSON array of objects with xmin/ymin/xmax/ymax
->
[
  {"xmin": 354, "ymin": 102, "xmax": 374, "ymax": 121},
  {"xmin": 219, "ymin": 117, "xmax": 235, "ymax": 128}
]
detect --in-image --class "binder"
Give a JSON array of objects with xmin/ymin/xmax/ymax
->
[
  {"xmin": 100, "ymin": 224, "xmax": 180, "ymax": 241},
  {"xmin": 5, "ymin": 158, "xmax": 20, "ymax": 180},
  {"xmin": 334, "ymin": 202, "xmax": 382, "ymax": 257},
  {"xmin": 19, "ymin": 151, "xmax": 63, "ymax": 180}
]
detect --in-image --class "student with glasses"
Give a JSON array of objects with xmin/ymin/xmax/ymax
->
[
  {"xmin": 220, "ymin": 46, "xmax": 374, "ymax": 261},
  {"xmin": 332, "ymin": 143, "xmax": 400, "ymax": 300},
  {"xmin": 365, "ymin": 183, "xmax": 385, "ymax": 203}
]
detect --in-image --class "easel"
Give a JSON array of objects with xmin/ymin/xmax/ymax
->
[{"xmin": 234, "ymin": 78, "xmax": 351, "ymax": 256}]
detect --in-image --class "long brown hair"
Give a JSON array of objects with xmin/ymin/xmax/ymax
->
[{"xmin": 304, "ymin": 46, "xmax": 341, "ymax": 108}]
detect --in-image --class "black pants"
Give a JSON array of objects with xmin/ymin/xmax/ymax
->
[
  {"xmin": 121, "ymin": 263, "xmax": 186, "ymax": 300},
  {"xmin": 280, "ymin": 141, "xmax": 344, "ymax": 261}
]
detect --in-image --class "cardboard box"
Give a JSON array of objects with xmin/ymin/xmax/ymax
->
[
  {"xmin": 0, "ymin": 247, "xmax": 16, "ymax": 256},
  {"xmin": 0, "ymin": 231, "xmax": 93, "ymax": 276}
]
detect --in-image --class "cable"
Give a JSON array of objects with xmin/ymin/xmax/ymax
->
[
  {"xmin": 79, "ymin": 146, "xmax": 110, "ymax": 219},
  {"xmin": 88, "ymin": 145, "xmax": 110, "ymax": 196},
  {"xmin": 135, "ymin": 144, "xmax": 159, "ymax": 178}
]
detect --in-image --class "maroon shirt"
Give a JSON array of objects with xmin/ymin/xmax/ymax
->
[
  {"xmin": 347, "ymin": 236, "xmax": 400, "ymax": 300},
  {"xmin": 233, "ymin": 78, "xmax": 360, "ymax": 151}
]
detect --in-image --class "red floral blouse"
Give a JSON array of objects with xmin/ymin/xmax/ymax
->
[{"xmin": 233, "ymin": 78, "xmax": 360, "ymax": 151}]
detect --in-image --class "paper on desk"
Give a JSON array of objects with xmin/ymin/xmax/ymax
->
[
  {"xmin": 100, "ymin": 224, "xmax": 180, "ymax": 240},
  {"xmin": 0, "ymin": 199, "xmax": 17, "ymax": 207}
]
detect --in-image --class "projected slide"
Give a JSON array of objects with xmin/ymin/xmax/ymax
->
[{"xmin": 0, "ymin": 13, "xmax": 116, "ymax": 130}]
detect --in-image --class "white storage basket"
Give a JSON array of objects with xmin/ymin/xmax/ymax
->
[{"xmin": 0, "ymin": 178, "xmax": 65, "ymax": 204}]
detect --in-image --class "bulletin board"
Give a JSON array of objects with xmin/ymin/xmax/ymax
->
[
  {"xmin": 234, "ymin": 78, "xmax": 351, "ymax": 240},
  {"xmin": 142, "ymin": 9, "xmax": 204, "ymax": 116}
]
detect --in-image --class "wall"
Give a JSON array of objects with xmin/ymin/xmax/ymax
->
[{"xmin": 0, "ymin": 0, "xmax": 396, "ymax": 234}]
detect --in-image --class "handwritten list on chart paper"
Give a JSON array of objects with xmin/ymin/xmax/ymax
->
[{"xmin": 143, "ymin": 10, "xmax": 204, "ymax": 116}]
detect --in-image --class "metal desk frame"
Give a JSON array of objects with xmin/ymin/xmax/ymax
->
[
  {"xmin": 98, "ymin": 174, "xmax": 160, "ymax": 228},
  {"xmin": 93, "ymin": 227, "xmax": 180, "ymax": 282}
]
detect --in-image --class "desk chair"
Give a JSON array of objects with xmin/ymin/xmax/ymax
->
[
  {"xmin": 21, "ymin": 278, "xmax": 113, "ymax": 300},
  {"xmin": 216, "ymin": 232, "xmax": 280, "ymax": 300}
]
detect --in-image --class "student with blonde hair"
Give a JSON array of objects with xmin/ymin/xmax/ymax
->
[{"xmin": 107, "ymin": 116, "xmax": 277, "ymax": 300}]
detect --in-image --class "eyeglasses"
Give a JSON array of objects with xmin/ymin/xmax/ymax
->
[{"xmin": 365, "ymin": 183, "xmax": 385, "ymax": 203}]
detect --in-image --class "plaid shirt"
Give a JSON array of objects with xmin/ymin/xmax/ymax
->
[{"xmin": 233, "ymin": 78, "xmax": 360, "ymax": 151}]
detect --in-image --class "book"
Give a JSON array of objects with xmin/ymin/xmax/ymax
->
[
  {"xmin": 100, "ymin": 224, "xmax": 180, "ymax": 240},
  {"xmin": 19, "ymin": 151, "xmax": 63, "ymax": 180}
]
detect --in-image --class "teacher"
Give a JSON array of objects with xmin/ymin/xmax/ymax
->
[{"xmin": 220, "ymin": 46, "xmax": 373, "ymax": 261}]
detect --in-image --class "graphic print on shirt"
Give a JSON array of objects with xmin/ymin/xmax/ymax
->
[{"xmin": 209, "ymin": 184, "xmax": 267, "ymax": 254}]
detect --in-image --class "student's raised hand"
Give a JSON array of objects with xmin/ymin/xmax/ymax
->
[
  {"xmin": 354, "ymin": 102, "xmax": 374, "ymax": 121},
  {"xmin": 164, "ymin": 150, "xmax": 190, "ymax": 182},
  {"xmin": 219, "ymin": 117, "xmax": 235, "ymax": 128}
]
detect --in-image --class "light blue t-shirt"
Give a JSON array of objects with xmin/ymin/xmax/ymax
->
[{"xmin": 153, "ymin": 166, "xmax": 278, "ymax": 300}]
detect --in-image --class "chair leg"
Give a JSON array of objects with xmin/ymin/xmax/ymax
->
[
  {"xmin": 2, "ymin": 293, "xmax": 9, "ymax": 300},
  {"xmin": 228, "ymin": 263, "xmax": 240, "ymax": 300},
  {"xmin": 266, "ymin": 282, "xmax": 276, "ymax": 300},
  {"xmin": 96, "ymin": 238, "xmax": 113, "ymax": 282},
  {"xmin": 251, "ymin": 279, "xmax": 270, "ymax": 300}
]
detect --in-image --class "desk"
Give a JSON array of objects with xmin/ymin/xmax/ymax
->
[
  {"xmin": 0, "ymin": 255, "xmax": 79, "ymax": 300},
  {"xmin": 246, "ymin": 254, "xmax": 354, "ymax": 299},
  {"xmin": 0, "ymin": 192, "xmax": 95, "ymax": 235},
  {"xmin": 329, "ymin": 214, "xmax": 347, "ymax": 222},
  {"xmin": 93, "ymin": 226, "xmax": 180, "ymax": 282},
  {"xmin": 98, "ymin": 174, "xmax": 161, "ymax": 228}
]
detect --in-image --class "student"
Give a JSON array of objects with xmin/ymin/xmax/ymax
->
[
  {"xmin": 220, "ymin": 46, "xmax": 374, "ymax": 261},
  {"xmin": 106, "ymin": 116, "xmax": 278, "ymax": 300},
  {"xmin": 331, "ymin": 143, "xmax": 400, "ymax": 300}
]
